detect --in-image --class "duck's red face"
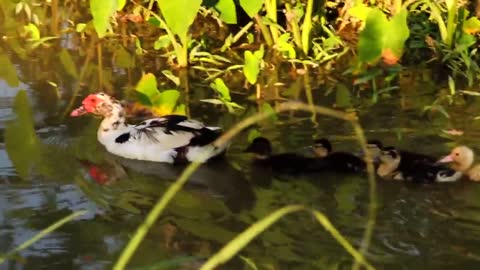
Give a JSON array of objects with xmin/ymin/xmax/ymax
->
[{"xmin": 70, "ymin": 93, "xmax": 108, "ymax": 117}]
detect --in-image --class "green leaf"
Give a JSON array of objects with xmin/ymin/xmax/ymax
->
[
  {"xmin": 154, "ymin": 35, "xmax": 171, "ymax": 50},
  {"xmin": 247, "ymin": 129, "xmax": 261, "ymax": 143},
  {"xmin": 5, "ymin": 91, "xmax": 41, "ymax": 179},
  {"xmin": 243, "ymin": 51, "xmax": 261, "ymax": 84},
  {"xmin": 90, "ymin": 0, "xmax": 117, "ymax": 38},
  {"xmin": 114, "ymin": 46, "xmax": 135, "ymax": 68},
  {"xmin": 384, "ymin": 8, "xmax": 409, "ymax": 57},
  {"xmin": 162, "ymin": 70, "xmax": 180, "ymax": 86},
  {"xmin": 463, "ymin": 17, "xmax": 480, "ymax": 34},
  {"xmin": 0, "ymin": 54, "xmax": 19, "ymax": 87},
  {"xmin": 239, "ymin": 0, "xmax": 264, "ymax": 18},
  {"xmin": 158, "ymin": 0, "xmax": 202, "ymax": 42},
  {"xmin": 358, "ymin": 8, "xmax": 386, "ymax": 63},
  {"xmin": 215, "ymin": 0, "xmax": 237, "ymax": 24},
  {"xmin": 117, "ymin": 0, "xmax": 126, "ymax": 11},
  {"xmin": 135, "ymin": 73, "xmax": 159, "ymax": 104},
  {"xmin": 24, "ymin": 23, "xmax": 40, "ymax": 40},
  {"xmin": 59, "ymin": 49, "xmax": 78, "ymax": 78},
  {"xmin": 173, "ymin": 104, "xmax": 186, "ymax": 115},
  {"xmin": 261, "ymin": 103, "xmax": 277, "ymax": 122},
  {"xmin": 348, "ymin": 3, "xmax": 371, "ymax": 22},
  {"xmin": 76, "ymin": 23, "xmax": 87, "ymax": 33},
  {"xmin": 153, "ymin": 90, "xmax": 180, "ymax": 112},
  {"xmin": 210, "ymin": 78, "xmax": 231, "ymax": 101},
  {"xmin": 335, "ymin": 84, "xmax": 352, "ymax": 108}
]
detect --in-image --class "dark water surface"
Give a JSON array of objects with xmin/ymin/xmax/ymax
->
[{"xmin": 2, "ymin": 52, "xmax": 480, "ymax": 270}]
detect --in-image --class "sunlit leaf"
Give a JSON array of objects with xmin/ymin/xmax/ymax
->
[
  {"xmin": 5, "ymin": 91, "xmax": 41, "ymax": 179},
  {"xmin": 90, "ymin": 0, "xmax": 117, "ymax": 38},
  {"xmin": 173, "ymin": 104, "xmax": 186, "ymax": 115},
  {"xmin": 244, "ymin": 51, "xmax": 261, "ymax": 84},
  {"xmin": 114, "ymin": 46, "xmax": 135, "ymax": 68},
  {"xmin": 348, "ymin": 3, "xmax": 371, "ymax": 22},
  {"xmin": 210, "ymin": 78, "xmax": 231, "ymax": 101},
  {"xmin": 358, "ymin": 8, "xmax": 386, "ymax": 63},
  {"xmin": 117, "ymin": 0, "xmax": 126, "ymax": 11},
  {"xmin": 0, "ymin": 54, "xmax": 19, "ymax": 87},
  {"xmin": 247, "ymin": 129, "xmax": 261, "ymax": 143},
  {"xmin": 383, "ymin": 8, "xmax": 409, "ymax": 58},
  {"xmin": 162, "ymin": 70, "xmax": 180, "ymax": 86},
  {"xmin": 154, "ymin": 35, "xmax": 171, "ymax": 50},
  {"xmin": 135, "ymin": 73, "xmax": 159, "ymax": 105},
  {"xmin": 59, "ymin": 49, "xmax": 78, "ymax": 78},
  {"xmin": 24, "ymin": 23, "xmax": 40, "ymax": 40},
  {"xmin": 153, "ymin": 89, "xmax": 180, "ymax": 112},
  {"xmin": 76, "ymin": 23, "xmax": 87, "ymax": 33},
  {"xmin": 239, "ymin": 0, "xmax": 264, "ymax": 18},
  {"xmin": 463, "ymin": 17, "xmax": 480, "ymax": 34},
  {"xmin": 158, "ymin": 0, "xmax": 202, "ymax": 42},
  {"xmin": 215, "ymin": 0, "xmax": 237, "ymax": 24}
]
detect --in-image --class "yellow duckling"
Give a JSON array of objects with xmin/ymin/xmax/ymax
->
[{"xmin": 438, "ymin": 146, "xmax": 480, "ymax": 182}]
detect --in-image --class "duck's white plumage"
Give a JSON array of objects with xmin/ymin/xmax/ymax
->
[{"xmin": 71, "ymin": 93, "xmax": 228, "ymax": 163}]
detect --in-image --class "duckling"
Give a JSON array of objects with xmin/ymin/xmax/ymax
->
[
  {"xmin": 438, "ymin": 145, "xmax": 480, "ymax": 181},
  {"xmin": 244, "ymin": 137, "xmax": 316, "ymax": 174},
  {"xmin": 311, "ymin": 138, "xmax": 366, "ymax": 173},
  {"xmin": 377, "ymin": 146, "xmax": 461, "ymax": 183}
]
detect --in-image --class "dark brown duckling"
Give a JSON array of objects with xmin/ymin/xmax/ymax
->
[{"xmin": 311, "ymin": 138, "xmax": 366, "ymax": 173}]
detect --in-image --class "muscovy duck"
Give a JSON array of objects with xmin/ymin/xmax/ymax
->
[
  {"xmin": 377, "ymin": 146, "xmax": 461, "ymax": 183},
  {"xmin": 438, "ymin": 145, "xmax": 480, "ymax": 181},
  {"xmin": 311, "ymin": 138, "xmax": 366, "ymax": 173},
  {"xmin": 70, "ymin": 92, "xmax": 228, "ymax": 163}
]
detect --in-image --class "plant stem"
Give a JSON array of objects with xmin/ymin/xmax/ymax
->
[
  {"xmin": 301, "ymin": 0, "xmax": 314, "ymax": 55},
  {"xmin": 285, "ymin": 2, "xmax": 302, "ymax": 49},
  {"xmin": 265, "ymin": 0, "xmax": 279, "ymax": 42},
  {"xmin": 255, "ymin": 14, "xmax": 273, "ymax": 47},
  {"xmin": 445, "ymin": 0, "xmax": 458, "ymax": 48}
]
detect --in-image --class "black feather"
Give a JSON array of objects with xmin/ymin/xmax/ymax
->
[{"xmin": 115, "ymin": 132, "xmax": 130, "ymax": 143}]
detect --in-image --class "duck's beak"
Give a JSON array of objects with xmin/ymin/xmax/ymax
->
[
  {"xmin": 437, "ymin": 154, "xmax": 453, "ymax": 163},
  {"xmin": 70, "ymin": 105, "xmax": 87, "ymax": 117}
]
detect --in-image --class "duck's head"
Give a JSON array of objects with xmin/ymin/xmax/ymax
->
[
  {"xmin": 366, "ymin": 139, "xmax": 383, "ymax": 160},
  {"xmin": 438, "ymin": 145, "xmax": 474, "ymax": 172},
  {"xmin": 379, "ymin": 146, "xmax": 400, "ymax": 164},
  {"xmin": 244, "ymin": 137, "xmax": 272, "ymax": 159},
  {"xmin": 312, "ymin": 138, "xmax": 332, "ymax": 158},
  {"xmin": 70, "ymin": 92, "xmax": 117, "ymax": 117}
]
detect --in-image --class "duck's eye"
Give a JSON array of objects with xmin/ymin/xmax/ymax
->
[{"xmin": 455, "ymin": 152, "xmax": 459, "ymax": 156}]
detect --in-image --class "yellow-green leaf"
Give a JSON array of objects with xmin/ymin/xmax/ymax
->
[{"xmin": 90, "ymin": 0, "xmax": 117, "ymax": 38}]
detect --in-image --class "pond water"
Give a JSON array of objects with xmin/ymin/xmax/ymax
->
[{"xmin": 2, "ymin": 48, "xmax": 480, "ymax": 270}]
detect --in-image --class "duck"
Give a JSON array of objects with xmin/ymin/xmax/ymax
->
[
  {"xmin": 437, "ymin": 145, "xmax": 480, "ymax": 181},
  {"xmin": 311, "ymin": 138, "xmax": 366, "ymax": 173},
  {"xmin": 377, "ymin": 146, "xmax": 461, "ymax": 183},
  {"xmin": 244, "ymin": 137, "xmax": 316, "ymax": 174},
  {"xmin": 70, "ymin": 92, "xmax": 228, "ymax": 163}
]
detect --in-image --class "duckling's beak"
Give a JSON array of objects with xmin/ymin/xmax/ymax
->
[
  {"xmin": 437, "ymin": 155, "xmax": 453, "ymax": 163},
  {"xmin": 70, "ymin": 105, "xmax": 87, "ymax": 117}
]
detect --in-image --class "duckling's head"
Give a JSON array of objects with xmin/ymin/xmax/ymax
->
[
  {"xmin": 366, "ymin": 139, "xmax": 383, "ymax": 160},
  {"xmin": 313, "ymin": 138, "xmax": 332, "ymax": 158},
  {"xmin": 438, "ymin": 145, "xmax": 474, "ymax": 172},
  {"xmin": 379, "ymin": 146, "xmax": 400, "ymax": 164},
  {"xmin": 244, "ymin": 137, "xmax": 272, "ymax": 159}
]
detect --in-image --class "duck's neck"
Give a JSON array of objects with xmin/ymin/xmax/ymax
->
[
  {"xmin": 98, "ymin": 103, "xmax": 129, "ymax": 138},
  {"xmin": 377, "ymin": 158, "xmax": 400, "ymax": 178},
  {"xmin": 455, "ymin": 158, "xmax": 473, "ymax": 172}
]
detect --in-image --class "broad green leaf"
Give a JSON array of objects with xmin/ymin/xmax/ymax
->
[
  {"xmin": 59, "ymin": 49, "xmax": 79, "ymax": 78},
  {"xmin": 215, "ymin": 0, "xmax": 237, "ymax": 24},
  {"xmin": 90, "ymin": 0, "xmax": 117, "ymax": 38},
  {"xmin": 154, "ymin": 35, "xmax": 171, "ymax": 50},
  {"xmin": 0, "ymin": 54, "xmax": 19, "ymax": 87},
  {"xmin": 463, "ymin": 17, "xmax": 480, "ymax": 34},
  {"xmin": 158, "ymin": 0, "xmax": 202, "ymax": 41},
  {"xmin": 335, "ymin": 84, "xmax": 352, "ymax": 108},
  {"xmin": 384, "ymin": 8, "xmax": 409, "ymax": 58},
  {"xmin": 243, "ymin": 51, "xmax": 261, "ymax": 84},
  {"xmin": 239, "ymin": 0, "xmax": 264, "ymax": 18},
  {"xmin": 5, "ymin": 91, "xmax": 41, "ymax": 179},
  {"xmin": 210, "ymin": 78, "xmax": 231, "ymax": 101},
  {"xmin": 24, "ymin": 23, "xmax": 40, "ymax": 40},
  {"xmin": 117, "ymin": 0, "xmax": 126, "ymax": 11},
  {"xmin": 173, "ymin": 104, "xmax": 186, "ymax": 115},
  {"xmin": 358, "ymin": 8, "xmax": 386, "ymax": 63},
  {"xmin": 162, "ymin": 70, "xmax": 180, "ymax": 86},
  {"xmin": 135, "ymin": 73, "xmax": 159, "ymax": 104},
  {"xmin": 153, "ymin": 89, "xmax": 180, "ymax": 109},
  {"xmin": 247, "ymin": 129, "xmax": 261, "ymax": 143}
]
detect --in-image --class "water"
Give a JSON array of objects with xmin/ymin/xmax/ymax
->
[{"xmin": 2, "ymin": 49, "xmax": 480, "ymax": 270}]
